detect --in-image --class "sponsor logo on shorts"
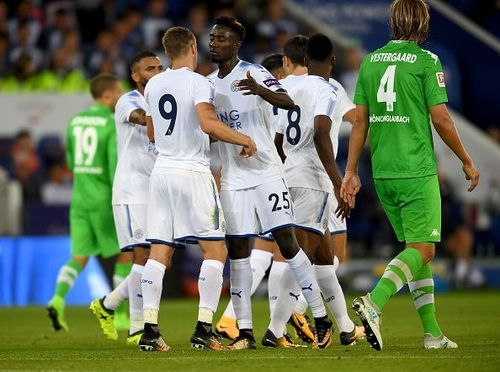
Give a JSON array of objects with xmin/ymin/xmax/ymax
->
[
  {"xmin": 323, "ymin": 219, "xmax": 328, "ymax": 229},
  {"xmin": 436, "ymin": 72, "xmax": 446, "ymax": 87},
  {"xmin": 431, "ymin": 229, "xmax": 440, "ymax": 237},
  {"xmin": 221, "ymin": 221, "xmax": 226, "ymax": 233},
  {"xmin": 134, "ymin": 229, "xmax": 144, "ymax": 240}
]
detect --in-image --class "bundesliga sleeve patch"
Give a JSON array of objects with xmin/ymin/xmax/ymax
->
[
  {"xmin": 263, "ymin": 78, "xmax": 279, "ymax": 88},
  {"xmin": 436, "ymin": 72, "xmax": 446, "ymax": 87}
]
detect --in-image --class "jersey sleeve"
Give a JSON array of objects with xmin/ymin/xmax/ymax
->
[
  {"xmin": 106, "ymin": 118, "xmax": 118, "ymax": 185},
  {"xmin": 353, "ymin": 58, "xmax": 368, "ymax": 106},
  {"xmin": 335, "ymin": 83, "xmax": 355, "ymax": 118},
  {"xmin": 192, "ymin": 75, "xmax": 214, "ymax": 106},
  {"xmin": 251, "ymin": 64, "xmax": 283, "ymax": 92},
  {"xmin": 314, "ymin": 85, "xmax": 337, "ymax": 119},
  {"xmin": 115, "ymin": 94, "xmax": 143, "ymax": 124},
  {"xmin": 423, "ymin": 54, "xmax": 448, "ymax": 108}
]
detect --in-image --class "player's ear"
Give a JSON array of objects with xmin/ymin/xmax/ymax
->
[
  {"xmin": 131, "ymin": 70, "xmax": 140, "ymax": 84},
  {"xmin": 331, "ymin": 55, "xmax": 336, "ymax": 68}
]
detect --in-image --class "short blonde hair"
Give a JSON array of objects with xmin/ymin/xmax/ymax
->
[
  {"xmin": 390, "ymin": 0, "xmax": 430, "ymax": 44},
  {"xmin": 162, "ymin": 27, "xmax": 195, "ymax": 60}
]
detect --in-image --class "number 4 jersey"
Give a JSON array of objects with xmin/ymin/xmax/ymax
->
[
  {"xmin": 66, "ymin": 103, "xmax": 117, "ymax": 210},
  {"xmin": 354, "ymin": 40, "xmax": 448, "ymax": 179}
]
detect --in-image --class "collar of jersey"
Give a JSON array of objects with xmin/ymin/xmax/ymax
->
[{"xmin": 90, "ymin": 102, "xmax": 112, "ymax": 113}]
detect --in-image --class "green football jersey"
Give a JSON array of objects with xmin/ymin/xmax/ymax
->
[
  {"xmin": 66, "ymin": 103, "xmax": 117, "ymax": 210},
  {"xmin": 354, "ymin": 40, "xmax": 448, "ymax": 179}
]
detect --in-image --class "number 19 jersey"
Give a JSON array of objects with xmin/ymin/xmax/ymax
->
[
  {"xmin": 277, "ymin": 75, "xmax": 337, "ymax": 192},
  {"xmin": 354, "ymin": 40, "xmax": 448, "ymax": 179},
  {"xmin": 144, "ymin": 67, "xmax": 214, "ymax": 172}
]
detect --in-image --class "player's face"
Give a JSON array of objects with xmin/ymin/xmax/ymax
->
[
  {"xmin": 209, "ymin": 25, "xmax": 240, "ymax": 63},
  {"xmin": 133, "ymin": 56, "xmax": 163, "ymax": 87}
]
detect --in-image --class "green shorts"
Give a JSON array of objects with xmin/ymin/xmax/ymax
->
[
  {"xmin": 70, "ymin": 207, "xmax": 120, "ymax": 258},
  {"xmin": 374, "ymin": 174, "xmax": 441, "ymax": 244}
]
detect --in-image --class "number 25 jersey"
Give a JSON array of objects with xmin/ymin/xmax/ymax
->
[{"xmin": 208, "ymin": 60, "xmax": 285, "ymax": 191}]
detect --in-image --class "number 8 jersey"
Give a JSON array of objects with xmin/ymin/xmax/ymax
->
[
  {"xmin": 144, "ymin": 67, "xmax": 214, "ymax": 172},
  {"xmin": 66, "ymin": 103, "xmax": 117, "ymax": 210},
  {"xmin": 277, "ymin": 75, "xmax": 337, "ymax": 193}
]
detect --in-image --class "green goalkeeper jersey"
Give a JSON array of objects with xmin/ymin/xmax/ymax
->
[
  {"xmin": 66, "ymin": 103, "xmax": 117, "ymax": 210},
  {"xmin": 354, "ymin": 40, "xmax": 448, "ymax": 179}
]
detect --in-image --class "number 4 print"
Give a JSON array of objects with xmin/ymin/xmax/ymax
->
[{"xmin": 377, "ymin": 65, "xmax": 396, "ymax": 112}]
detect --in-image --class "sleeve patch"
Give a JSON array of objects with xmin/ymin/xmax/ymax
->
[
  {"xmin": 436, "ymin": 72, "xmax": 446, "ymax": 87},
  {"xmin": 263, "ymin": 78, "xmax": 279, "ymax": 88}
]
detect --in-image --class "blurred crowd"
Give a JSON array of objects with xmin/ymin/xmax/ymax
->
[{"xmin": 0, "ymin": 0, "xmax": 350, "ymax": 92}]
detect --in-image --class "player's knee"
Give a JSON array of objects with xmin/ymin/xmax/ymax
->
[
  {"xmin": 272, "ymin": 228, "xmax": 300, "ymax": 259},
  {"xmin": 134, "ymin": 247, "xmax": 149, "ymax": 266},
  {"xmin": 227, "ymin": 238, "xmax": 250, "ymax": 259},
  {"xmin": 72, "ymin": 256, "xmax": 89, "ymax": 267},
  {"xmin": 409, "ymin": 243, "xmax": 435, "ymax": 265}
]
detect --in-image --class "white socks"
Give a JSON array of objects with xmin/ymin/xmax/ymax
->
[
  {"xmin": 128, "ymin": 264, "xmax": 144, "ymax": 334},
  {"xmin": 141, "ymin": 259, "xmax": 166, "ymax": 325},
  {"xmin": 223, "ymin": 249, "xmax": 273, "ymax": 319},
  {"xmin": 314, "ymin": 265, "xmax": 354, "ymax": 333},
  {"xmin": 103, "ymin": 274, "xmax": 130, "ymax": 311},
  {"xmin": 268, "ymin": 261, "xmax": 288, "ymax": 316},
  {"xmin": 230, "ymin": 257, "xmax": 253, "ymax": 330},
  {"xmin": 268, "ymin": 266, "xmax": 301, "ymax": 337},
  {"xmin": 286, "ymin": 249, "xmax": 326, "ymax": 319},
  {"xmin": 198, "ymin": 259, "xmax": 224, "ymax": 324}
]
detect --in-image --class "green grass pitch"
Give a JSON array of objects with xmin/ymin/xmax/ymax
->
[{"xmin": 0, "ymin": 291, "xmax": 499, "ymax": 371}]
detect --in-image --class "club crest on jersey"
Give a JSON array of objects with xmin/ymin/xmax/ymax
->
[
  {"xmin": 230, "ymin": 80, "xmax": 239, "ymax": 92},
  {"xmin": 436, "ymin": 72, "xmax": 446, "ymax": 87},
  {"xmin": 134, "ymin": 229, "xmax": 144, "ymax": 240}
]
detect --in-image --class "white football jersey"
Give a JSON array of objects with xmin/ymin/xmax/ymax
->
[
  {"xmin": 112, "ymin": 90, "xmax": 156, "ymax": 204},
  {"xmin": 328, "ymin": 78, "xmax": 355, "ymax": 158},
  {"xmin": 208, "ymin": 60, "xmax": 285, "ymax": 191},
  {"xmin": 277, "ymin": 75, "xmax": 337, "ymax": 192},
  {"xmin": 144, "ymin": 67, "xmax": 213, "ymax": 172}
]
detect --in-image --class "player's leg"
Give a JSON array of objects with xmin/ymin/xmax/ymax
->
[
  {"xmin": 48, "ymin": 208, "xmax": 94, "ymax": 331},
  {"xmin": 402, "ymin": 175, "xmax": 457, "ymax": 349},
  {"xmin": 316, "ymin": 231, "xmax": 364, "ymax": 346},
  {"xmin": 113, "ymin": 251, "xmax": 133, "ymax": 330},
  {"xmin": 88, "ymin": 208, "xmax": 127, "ymax": 338},
  {"xmin": 268, "ymin": 245, "xmax": 287, "ymax": 317},
  {"xmin": 219, "ymin": 187, "xmax": 257, "ymax": 349},
  {"xmin": 216, "ymin": 237, "xmax": 274, "ymax": 340},
  {"xmin": 137, "ymin": 168, "xmax": 173, "ymax": 352},
  {"xmin": 261, "ymin": 184, "xmax": 332, "ymax": 349},
  {"xmin": 140, "ymin": 243, "xmax": 173, "ymax": 352},
  {"xmin": 126, "ymin": 246, "xmax": 149, "ymax": 345},
  {"xmin": 191, "ymin": 239, "xmax": 227, "ymax": 350}
]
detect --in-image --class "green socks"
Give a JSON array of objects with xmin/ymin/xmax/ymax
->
[
  {"xmin": 370, "ymin": 248, "xmax": 423, "ymax": 311},
  {"xmin": 409, "ymin": 264, "xmax": 442, "ymax": 337},
  {"xmin": 54, "ymin": 260, "xmax": 84, "ymax": 298},
  {"xmin": 113, "ymin": 262, "xmax": 132, "ymax": 316}
]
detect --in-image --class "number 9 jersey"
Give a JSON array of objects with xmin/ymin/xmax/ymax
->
[{"xmin": 144, "ymin": 67, "xmax": 214, "ymax": 171}]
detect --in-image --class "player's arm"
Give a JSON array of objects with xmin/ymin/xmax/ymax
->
[
  {"xmin": 236, "ymin": 71, "xmax": 294, "ymax": 109},
  {"xmin": 129, "ymin": 109, "xmax": 147, "ymax": 126},
  {"xmin": 343, "ymin": 108, "xmax": 356, "ymax": 125},
  {"xmin": 146, "ymin": 116, "xmax": 155, "ymax": 142},
  {"xmin": 196, "ymin": 102, "xmax": 257, "ymax": 157},
  {"xmin": 341, "ymin": 104, "xmax": 369, "ymax": 208},
  {"xmin": 430, "ymin": 103, "xmax": 479, "ymax": 191},
  {"xmin": 65, "ymin": 124, "xmax": 74, "ymax": 171},
  {"xmin": 314, "ymin": 115, "xmax": 350, "ymax": 218},
  {"xmin": 274, "ymin": 133, "xmax": 286, "ymax": 163}
]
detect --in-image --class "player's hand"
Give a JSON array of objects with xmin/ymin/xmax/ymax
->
[
  {"xmin": 334, "ymin": 186, "xmax": 351, "ymax": 219},
  {"xmin": 340, "ymin": 171, "xmax": 361, "ymax": 209},
  {"xmin": 462, "ymin": 161, "xmax": 479, "ymax": 192},
  {"xmin": 236, "ymin": 71, "xmax": 264, "ymax": 96},
  {"xmin": 240, "ymin": 138, "xmax": 257, "ymax": 158}
]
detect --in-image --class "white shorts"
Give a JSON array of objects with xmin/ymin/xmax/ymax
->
[
  {"xmin": 147, "ymin": 167, "xmax": 225, "ymax": 246},
  {"xmin": 290, "ymin": 187, "xmax": 330, "ymax": 236},
  {"xmin": 328, "ymin": 194, "xmax": 347, "ymax": 234},
  {"xmin": 220, "ymin": 178, "xmax": 294, "ymax": 237},
  {"xmin": 112, "ymin": 203, "xmax": 150, "ymax": 251}
]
